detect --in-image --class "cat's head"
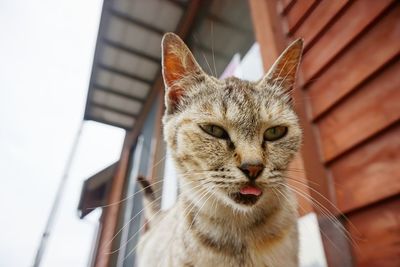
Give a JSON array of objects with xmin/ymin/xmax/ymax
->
[{"xmin": 161, "ymin": 33, "xmax": 303, "ymax": 211}]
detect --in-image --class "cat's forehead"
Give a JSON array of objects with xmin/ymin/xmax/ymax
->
[
  {"xmin": 223, "ymin": 76, "xmax": 255, "ymax": 89},
  {"xmin": 193, "ymin": 76, "xmax": 291, "ymax": 135},
  {"xmin": 215, "ymin": 77, "xmax": 285, "ymax": 116},
  {"xmin": 219, "ymin": 78, "xmax": 261, "ymax": 123}
]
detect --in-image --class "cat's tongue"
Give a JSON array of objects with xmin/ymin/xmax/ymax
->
[{"xmin": 239, "ymin": 186, "xmax": 262, "ymax": 196}]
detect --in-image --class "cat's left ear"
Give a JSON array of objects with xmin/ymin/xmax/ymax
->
[
  {"xmin": 162, "ymin": 32, "xmax": 205, "ymax": 114},
  {"xmin": 258, "ymin": 39, "xmax": 303, "ymax": 98}
]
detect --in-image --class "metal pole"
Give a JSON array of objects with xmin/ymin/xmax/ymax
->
[{"xmin": 32, "ymin": 121, "xmax": 84, "ymax": 267}]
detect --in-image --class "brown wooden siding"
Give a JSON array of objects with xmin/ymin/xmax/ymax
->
[
  {"xmin": 332, "ymin": 123, "xmax": 400, "ymax": 213},
  {"xmin": 275, "ymin": 0, "xmax": 400, "ymax": 265},
  {"xmin": 285, "ymin": 0, "xmax": 319, "ymax": 34},
  {"xmin": 317, "ymin": 58, "xmax": 400, "ymax": 161},
  {"xmin": 278, "ymin": 0, "xmax": 296, "ymax": 15},
  {"xmin": 302, "ymin": 0, "xmax": 393, "ymax": 81},
  {"xmin": 307, "ymin": 6, "xmax": 400, "ymax": 119},
  {"xmin": 346, "ymin": 196, "xmax": 400, "ymax": 267},
  {"xmin": 294, "ymin": 0, "xmax": 350, "ymax": 49}
]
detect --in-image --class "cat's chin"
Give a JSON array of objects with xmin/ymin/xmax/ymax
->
[{"xmin": 229, "ymin": 191, "xmax": 262, "ymax": 206}]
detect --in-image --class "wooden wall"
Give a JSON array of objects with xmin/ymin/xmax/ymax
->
[{"xmin": 277, "ymin": 0, "xmax": 400, "ymax": 266}]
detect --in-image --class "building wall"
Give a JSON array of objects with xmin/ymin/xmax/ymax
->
[
  {"xmin": 268, "ymin": 0, "xmax": 400, "ymax": 266},
  {"xmin": 95, "ymin": 1, "xmax": 400, "ymax": 266}
]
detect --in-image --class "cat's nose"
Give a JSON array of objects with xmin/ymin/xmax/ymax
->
[{"xmin": 239, "ymin": 163, "xmax": 264, "ymax": 181}]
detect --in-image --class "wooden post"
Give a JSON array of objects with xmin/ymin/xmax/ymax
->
[{"xmin": 92, "ymin": 135, "xmax": 132, "ymax": 267}]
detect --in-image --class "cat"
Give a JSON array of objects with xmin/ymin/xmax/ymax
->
[{"xmin": 137, "ymin": 32, "xmax": 303, "ymax": 267}]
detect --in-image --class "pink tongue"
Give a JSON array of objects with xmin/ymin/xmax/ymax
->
[{"xmin": 240, "ymin": 186, "xmax": 262, "ymax": 196}]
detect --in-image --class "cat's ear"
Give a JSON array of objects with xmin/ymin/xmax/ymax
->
[
  {"xmin": 259, "ymin": 39, "xmax": 303, "ymax": 98},
  {"xmin": 162, "ymin": 32, "xmax": 204, "ymax": 114}
]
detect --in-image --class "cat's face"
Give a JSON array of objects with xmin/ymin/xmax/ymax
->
[{"xmin": 161, "ymin": 33, "xmax": 303, "ymax": 211}]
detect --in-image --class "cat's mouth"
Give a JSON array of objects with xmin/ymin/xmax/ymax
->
[{"xmin": 230, "ymin": 185, "xmax": 262, "ymax": 206}]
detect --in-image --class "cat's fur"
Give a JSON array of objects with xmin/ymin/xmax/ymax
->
[{"xmin": 137, "ymin": 33, "xmax": 303, "ymax": 267}]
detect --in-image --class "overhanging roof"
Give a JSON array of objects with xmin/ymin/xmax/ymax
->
[
  {"xmin": 84, "ymin": 0, "xmax": 187, "ymax": 130},
  {"xmin": 84, "ymin": 0, "xmax": 254, "ymax": 131}
]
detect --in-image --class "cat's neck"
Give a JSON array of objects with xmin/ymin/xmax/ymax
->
[{"xmin": 175, "ymin": 190, "xmax": 296, "ymax": 259}]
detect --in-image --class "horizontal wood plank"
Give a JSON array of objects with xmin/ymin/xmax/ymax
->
[
  {"xmin": 346, "ymin": 196, "xmax": 400, "ymax": 267},
  {"xmin": 278, "ymin": 0, "xmax": 296, "ymax": 15},
  {"xmin": 317, "ymin": 58, "xmax": 400, "ymax": 161},
  {"xmin": 285, "ymin": 0, "xmax": 319, "ymax": 34},
  {"xmin": 302, "ymin": 0, "xmax": 394, "ymax": 83},
  {"xmin": 295, "ymin": 0, "xmax": 350, "ymax": 49},
  {"xmin": 331, "ymin": 123, "xmax": 400, "ymax": 213},
  {"xmin": 307, "ymin": 6, "xmax": 400, "ymax": 119}
]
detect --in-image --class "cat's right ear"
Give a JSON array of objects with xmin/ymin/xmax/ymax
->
[
  {"xmin": 258, "ymin": 39, "xmax": 303, "ymax": 100},
  {"xmin": 161, "ymin": 32, "xmax": 204, "ymax": 114}
]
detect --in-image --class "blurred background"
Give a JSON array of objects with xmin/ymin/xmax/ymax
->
[{"xmin": 0, "ymin": 0, "xmax": 399, "ymax": 267}]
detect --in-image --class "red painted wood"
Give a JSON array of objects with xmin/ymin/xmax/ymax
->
[
  {"xmin": 279, "ymin": 0, "xmax": 296, "ymax": 15},
  {"xmin": 307, "ymin": 7, "xmax": 400, "ymax": 119},
  {"xmin": 302, "ymin": 0, "xmax": 394, "ymax": 83},
  {"xmin": 294, "ymin": 0, "xmax": 350, "ymax": 48},
  {"xmin": 286, "ymin": 0, "xmax": 319, "ymax": 34},
  {"xmin": 332, "ymin": 124, "xmax": 400, "ymax": 213},
  {"xmin": 317, "ymin": 59, "xmax": 400, "ymax": 161},
  {"xmin": 347, "ymin": 196, "xmax": 400, "ymax": 267}
]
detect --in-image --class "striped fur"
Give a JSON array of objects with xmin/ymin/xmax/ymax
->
[{"xmin": 137, "ymin": 33, "xmax": 303, "ymax": 267}]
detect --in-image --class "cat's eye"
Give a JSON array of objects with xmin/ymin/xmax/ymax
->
[
  {"xmin": 199, "ymin": 124, "xmax": 229, "ymax": 139},
  {"xmin": 264, "ymin": 126, "xmax": 288, "ymax": 141}
]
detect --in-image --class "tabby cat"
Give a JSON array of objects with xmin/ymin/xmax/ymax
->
[{"xmin": 137, "ymin": 32, "xmax": 303, "ymax": 267}]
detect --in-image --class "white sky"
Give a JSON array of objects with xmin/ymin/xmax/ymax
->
[{"xmin": 0, "ymin": 0, "xmax": 125, "ymax": 266}]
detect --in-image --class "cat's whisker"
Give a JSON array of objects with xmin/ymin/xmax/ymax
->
[
  {"xmin": 210, "ymin": 22, "xmax": 218, "ymax": 78},
  {"xmin": 181, "ymin": 192, "xmax": 214, "ymax": 230},
  {"xmin": 285, "ymin": 168, "xmax": 308, "ymax": 174},
  {"xmin": 179, "ymin": 169, "xmax": 220, "ymax": 176},
  {"xmin": 283, "ymin": 170, "xmax": 347, "ymax": 191},
  {"xmin": 115, "ymin": 183, "xmax": 210, "ymax": 258},
  {"xmin": 128, "ymin": 186, "xmax": 213, "ymax": 263},
  {"xmin": 120, "ymin": 205, "xmax": 173, "ymax": 261},
  {"xmin": 192, "ymin": 33, "xmax": 215, "ymax": 76},
  {"xmin": 273, "ymin": 186, "xmax": 344, "ymax": 255},
  {"xmin": 94, "ymin": 179, "xmax": 165, "ymax": 210},
  {"xmin": 275, "ymin": 182, "xmax": 345, "ymax": 231},
  {"xmin": 281, "ymin": 176, "xmax": 348, "ymax": 213},
  {"xmin": 284, "ymin": 167, "xmax": 306, "ymax": 171},
  {"xmin": 282, "ymin": 176, "xmax": 361, "ymax": 237},
  {"xmin": 97, "ymin": 175, "xmax": 202, "ymax": 210},
  {"xmin": 148, "ymin": 153, "xmax": 167, "ymax": 173},
  {"xmin": 122, "ymin": 186, "xmax": 213, "ymax": 261},
  {"xmin": 104, "ymin": 194, "xmax": 164, "ymax": 253},
  {"xmin": 181, "ymin": 186, "xmax": 215, "ymax": 223},
  {"xmin": 270, "ymin": 182, "xmax": 338, "ymax": 231},
  {"xmin": 211, "ymin": 194, "xmax": 218, "ymax": 219},
  {"xmin": 106, "ymin": 180, "xmax": 206, "ymax": 254},
  {"xmin": 187, "ymin": 186, "xmax": 216, "ymax": 233},
  {"xmin": 280, "ymin": 174, "xmax": 321, "ymax": 187},
  {"xmin": 274, "ymin": 186, "xmax": 334, "ymax": 253},
  {"xmin": 122, "ymin": 185, "xmax": 213, "ymax": 265},
  {"xmin": 275, "ymin": 182, "xmax": 360, "ymax": 249},
  {"xmin": 270, "ymin": 188, "xmax": 281, "ymax": 206}
]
